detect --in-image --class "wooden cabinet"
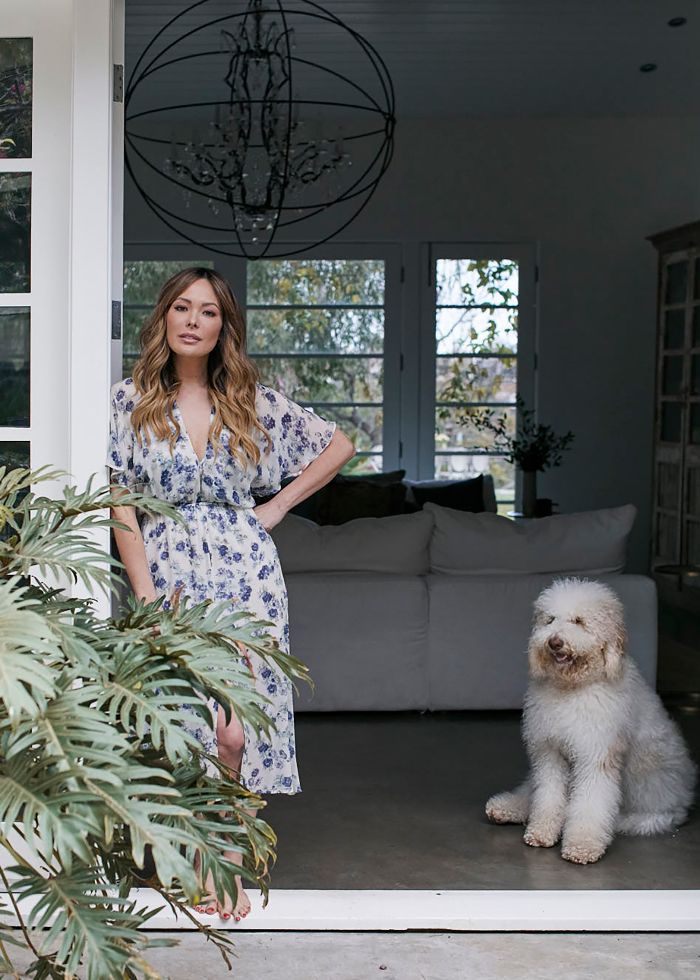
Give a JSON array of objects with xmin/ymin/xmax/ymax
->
[{"xmin": 649, "ymin": 221, "xmax": 700, "ymax": 609}]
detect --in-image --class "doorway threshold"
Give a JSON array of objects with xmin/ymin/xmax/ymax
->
[{"xmin": 127, "ymin": 887, "xmax": 699, "ymax": 931}]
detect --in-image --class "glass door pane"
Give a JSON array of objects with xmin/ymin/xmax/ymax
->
[
  {"xmin": 434, "ymin": 257, "xmax": 519, "ymax": 508},
  {"xmin": 247, "ymin": 258, "xmax": 386, "ymax": 472}
]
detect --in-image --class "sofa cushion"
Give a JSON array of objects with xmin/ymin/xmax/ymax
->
[
  {"xmin": 424, "ymin": 502, "xmax": 637, "ymax": 575},
  {"xmin": 287, "ymin": 572, "xmax": 429, "ymax": 710},
  {"xmin": 271, "ymin": 510, "xmax": 435, "ymax": 574}
]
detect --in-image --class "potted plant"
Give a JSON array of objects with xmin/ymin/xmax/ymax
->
[
  {"xmin": 462, "ymin": 396, "xmax": 575, "ymax": 517},
  {"xmin": 0, "ymin": 463, "xmax": 309, "ymax": 978}
]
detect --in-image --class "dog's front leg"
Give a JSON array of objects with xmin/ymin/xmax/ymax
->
[
  {"xmin": 523, "ymin": 744, "xmax": 569, "ymax": 848},
  {"xmin": 560, "ymin": 756, "xmax": 622, "ymax": 865}
]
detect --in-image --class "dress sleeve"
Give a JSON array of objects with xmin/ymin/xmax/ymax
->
[
  {"xmin": 105, "ymin": 385, "xmax": 136, "ymax": 490},
  {"xmin": 251, "ymin": 384, "xmax": 337, "ymax": 496}
]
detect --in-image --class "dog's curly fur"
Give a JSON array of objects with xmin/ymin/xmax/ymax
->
[{"xmin": 485, "ymin": 578, "xmax": 697, "ymax": 864}]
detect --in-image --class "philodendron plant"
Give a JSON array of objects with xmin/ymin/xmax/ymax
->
[{"xmin": 0, "ymin": 464, "xmax": 310, "ymax": 979}]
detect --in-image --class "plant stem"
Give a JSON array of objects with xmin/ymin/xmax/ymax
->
[
  {"xmin": 0, "ymin": 936, "xmax": 18, "ymax": 978},
  {"xmin": 0, "ymin": 862, "xmax": 43, "ymax": 961}
]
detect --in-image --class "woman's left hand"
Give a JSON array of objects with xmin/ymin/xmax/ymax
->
[{"xmin": 253, "ymin": 497, "xmax": 287, "ymax": 531}]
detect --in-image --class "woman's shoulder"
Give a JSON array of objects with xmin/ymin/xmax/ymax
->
[
  {"xmin": 255, "ymin": 381, "xmax": 285, "ymax": 409},
  {"xmin": 110, "ymin": 377, "xmax": 138, "ymax": 411},
  {"xmin": 255, "ymin": 380, "xmax": 275, "ymax": 398}
]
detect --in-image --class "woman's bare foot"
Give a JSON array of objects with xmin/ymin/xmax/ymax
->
[
  {"xmin": 192, "ymin": 848, "xmax": 251, "ymax": 921},
  {"xmin": 194, "ymin": 867, "xmax": 250, "ymax": 921}
]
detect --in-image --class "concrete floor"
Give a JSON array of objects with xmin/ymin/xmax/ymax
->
[
  {"xmin": 10, "ymin": 932, "xmax": 700, "ymax": 979},
  {"xmin": 7, "ymin": 648, "xmax": 700, "ymax": 977},
  {"xmin": 263, "ymin": 709, "xmax": 700, "ymax": 890}
]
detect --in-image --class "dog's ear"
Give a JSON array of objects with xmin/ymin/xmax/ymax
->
[
  {"xmin": 603, "ymin": 614, "xmax": 627, "ymax": 681},
  {"xmin": 531, "ymin": 598, "xmax": 547, "ymax": 627}
]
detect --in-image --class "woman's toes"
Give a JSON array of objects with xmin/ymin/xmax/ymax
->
[{"xmin": 236, "ymin": 896, "xmax": 251, "ymax": 919}]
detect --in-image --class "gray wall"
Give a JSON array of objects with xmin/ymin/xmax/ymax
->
[{"xmin": 125, "ymin": 115, "xmax": 700, "ymax": 573}]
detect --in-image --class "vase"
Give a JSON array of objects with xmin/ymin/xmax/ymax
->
[{"xmin": 521, "ymin": 469, "xmax": 537, "ymax": 518}]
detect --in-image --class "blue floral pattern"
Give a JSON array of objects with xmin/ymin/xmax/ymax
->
[{"xmin": 106, "ymin": 377, "xmax": 336, "ymax": 794}]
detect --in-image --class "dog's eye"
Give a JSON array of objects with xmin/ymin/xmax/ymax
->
[
  {"xmin": 574, "ymin": 617, "xmax": 584, "ymax": 626},
  {"xmin": 545, "ymin": 615, "xmax": 555, "ymax": 625}
]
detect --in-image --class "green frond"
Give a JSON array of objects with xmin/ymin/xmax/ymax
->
[
  {"xmin": 81, "ymin": 765, "xmax": 200, "ymax": 893},
  {"xmin": 10, "ymin": 864, "xmax": 155, "ymax": 980},
  {"xmin": 0, "ymin": 579, "xmax": 59, "ymax": 720},
  {"xmin": 96, "ymin": 645, "xmax": 218, "ymax": 764},
  {"xmin": 0, "ymin": 900, "xmax": 26, "ymax": 959},
  {"xmin": 0, "ymin": 755, "xmax": 97, "ymax": 867},
  {"xmin": 3, "ymin": 472, "xmax": 188, "ymax": 599},
  {"xmin": 4, "ymin": 685, "xmax": 132, "ymax": 768}
]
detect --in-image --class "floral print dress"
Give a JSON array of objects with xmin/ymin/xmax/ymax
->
[{"xmin": 106, "ymin": 377, "xmax": 336, "ymax": 794}]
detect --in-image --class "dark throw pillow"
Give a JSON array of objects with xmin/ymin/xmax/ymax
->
[
  {"xmin": 317, "ymin": 478, "xmax": 408, "ymax": 525},
  {"xmin": 287, "ymin": 469, "xmax": 407, "ymax": 523},
  {"xmin": 410, "ymin": 475, "xmax": 485, "ymax": 513},
  {"xmin": 338, "ymin": 469, "xmax": 406, "ymax": 486}
]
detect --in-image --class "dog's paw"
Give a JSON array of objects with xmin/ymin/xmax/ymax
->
[
  {"xmin": 560, "ymin": 838, "xmax": 607, "ymax": 864},
  {"xmin": 486, "ymin": 795, "xmax": 524, "ymax": 824},
  {"xmin": 523, "ymin": 823, "xmax": 560, "ymax": 848},
  {"xmin": 485, "ymin": 791, "xmax": 529, "ymax": 825}
]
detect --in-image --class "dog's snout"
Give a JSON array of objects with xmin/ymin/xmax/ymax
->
[{"xmin": 548, "ymin": 634, "xmax": 564, "ymax": 652}]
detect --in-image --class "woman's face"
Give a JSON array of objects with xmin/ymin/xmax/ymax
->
[{"xmin": 165, "ymin": 277, "xmax": 223, "ymax": 359}]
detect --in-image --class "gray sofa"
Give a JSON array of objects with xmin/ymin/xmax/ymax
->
[{"xmin": 270, "ymin": 502, "xmax": 658, "ymax": 711}]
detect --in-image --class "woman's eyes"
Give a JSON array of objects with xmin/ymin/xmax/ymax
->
[{"xmin": 173, "ymin": 305, "xmax": 217, "ymax": 316}]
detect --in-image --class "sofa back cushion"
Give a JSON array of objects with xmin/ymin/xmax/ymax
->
[
  {"xmin": 270, "ymin": 510, "xmax": 435, "ymax": 574},
  {"xmin": 424, "ymin": 502, "xmax": 637, "ymax": 575}
]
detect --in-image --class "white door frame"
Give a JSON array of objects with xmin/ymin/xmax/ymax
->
[
  {"xmin": 69, "ymin": 0, "xmax": 124, "ymax": 620},
  {"xmin": 0, "ymin": 0, "xmax": 122, "ymax": 618}
]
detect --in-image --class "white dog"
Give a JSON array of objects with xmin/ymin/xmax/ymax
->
[{"xmin": 485, "ymin": 578, "xmax": 697, "ymax": 864}]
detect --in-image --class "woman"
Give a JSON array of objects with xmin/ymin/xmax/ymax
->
[{"xmin": 106, "ymin": 266, "xmax": 354, "ymax": 921}]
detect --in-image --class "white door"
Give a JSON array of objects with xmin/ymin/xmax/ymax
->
[{"xmin": 0, "ymin": 0, "xmax": 123, "ymax": 617}]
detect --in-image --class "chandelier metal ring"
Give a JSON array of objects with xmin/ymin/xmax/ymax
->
[{"xmin": 125, "ymin": 0, "xmax": 396, "ymax": 258}]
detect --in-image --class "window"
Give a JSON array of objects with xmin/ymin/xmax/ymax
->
[
  {"xmin": 121, "ymin": 243, "xmax": 535, "ymax": 502},
  {"xmin": 423, "ymin": 244, "xmax": 536, "ymax": 513},
  {"xmin": 435, "ymin": 257, "xmax": 518, "ymax": 505},
  {"xmin": 246, "ymin": 258, "xmax": 386, "ymax": 473}
]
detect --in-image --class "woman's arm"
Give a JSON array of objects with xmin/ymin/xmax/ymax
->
[
  {"xmin": 254, "ymin": 427, "xmax": 355, "ymax": 531},
  {"xmin": 109, "ymin": 482, "xmax": 158, "ymax": 602}
]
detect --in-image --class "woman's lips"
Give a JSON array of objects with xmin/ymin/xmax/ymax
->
[{"xmin": 179, "ymin": 335, "xmax": 200, "ymax": 344}]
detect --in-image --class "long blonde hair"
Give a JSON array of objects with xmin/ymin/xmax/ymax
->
[{"xmin": 130, "ymin": 266, "xmax": 271, "ymax": 466}]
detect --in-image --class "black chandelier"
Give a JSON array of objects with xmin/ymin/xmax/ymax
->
[{"xmin": 125, "ymin": 0, "xmax": 396, "ymax": 259}]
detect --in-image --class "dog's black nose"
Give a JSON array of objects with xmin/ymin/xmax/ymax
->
[{"xmin": 548, "ymin": 635, "xmax": 564, "ymax": 652}]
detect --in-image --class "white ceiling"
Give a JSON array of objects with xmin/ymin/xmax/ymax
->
[{"xmin": 125, "ymin": 0, "xmax": 700, "ymax": 117}]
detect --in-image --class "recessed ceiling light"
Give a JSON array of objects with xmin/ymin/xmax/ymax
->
[
  {"xmin": 640, "ymin": 63, "xmax": 658, "ymax": 72},
  {"xmin": 668, "ymin": 17, "xmax": 687, "ymax": 27}
]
